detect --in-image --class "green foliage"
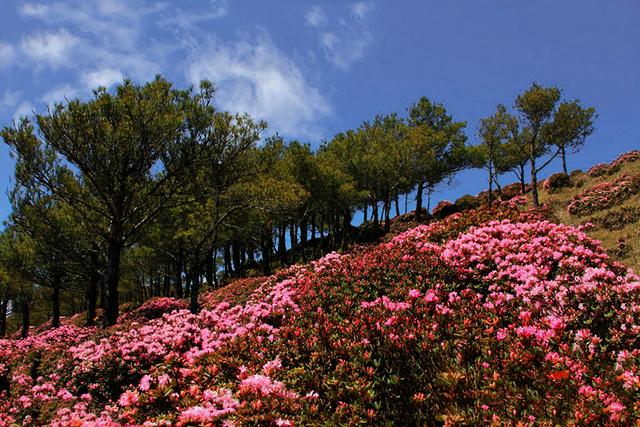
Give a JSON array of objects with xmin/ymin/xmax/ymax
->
[{"xmin": 0, "ymin": 78, "xmax": 598, "ymax": 334}]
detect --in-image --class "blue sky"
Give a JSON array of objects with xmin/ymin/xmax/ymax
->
[{"xmin": 0, "ymin": 0, "xmax": 639, "ymax": 223}]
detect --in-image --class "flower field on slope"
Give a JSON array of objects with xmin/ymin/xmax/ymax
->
[
  {"xmin": 588, "ymin": 150, "xmax": 640, "ymax": 178},
  {"xmin": 567, "ymin": 173, "xmax": 640, "ymax": 216},
  {"xmin": 2, "ymin": 200, "xmax": 640, "ymax": 425}
]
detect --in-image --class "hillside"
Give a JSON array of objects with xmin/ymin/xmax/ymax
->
[
  {"xmin": 539, "ymin": 150, "xmax": 640, "ymax": 272},
  {"xmin": 2, "ymin": 190, "xmax": 640, "ymax": 425}
]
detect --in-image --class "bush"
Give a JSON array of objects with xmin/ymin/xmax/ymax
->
[
  {"xmin": 567, "ymin": 173, "xmax": 640, "ymax": 216},
  {"xmin": 543, "ymin": 172, "xmax": 571, "ymax": 193},
  {"xmin": 499, "ymin": 182, "xmax": 530, "ymax": 200},
  {"xmin": 433, "ymin": 195, "xmax": 481, "ymax": 220},
  {"xmin": 3, "ymin": 200, "xmax": 640, "ymax": 426},
  {"xmin": 455, "ymin": 194, "xmax": 481, "ymax": 210},
  {"xmin": 431, "ymin": 200, "xmax": 454, "ymax": 218},
  {"xmin": 587, "ymin": 163, "xmax": 612, "ymax": 177},
  {"xmin": 357, "ymin": 220, "xmax": 385, "ymax": 242},
  {"xmin": 587, "ymin": 150, "xmax": 640, "ymax": 178},
  {"xmin": 593, "ymin": 207, "xmax": 640, "ymax": 231}
]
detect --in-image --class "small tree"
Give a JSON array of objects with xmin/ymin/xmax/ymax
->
[
  {"xmin": 2, "ymin": 78, "xmax": 216, "ymax": 326},
  {"xmin": 407, "ymin": 97, "xmax": 468, "ymax": 220},
  {"xmin": 547, "ymin": 100, "xmax": 596, "ymax": 175},
  {"xmin": 514, "ymin": 83, "xmax": 596, "ymax": 207},
  {"xmin": 477, "ymin": 105, "xmax": 512, "ymax": 205}
]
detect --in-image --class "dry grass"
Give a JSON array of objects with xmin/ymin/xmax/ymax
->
[{"xmin": 537, "ymin": 159, "xmax": 640, "ymax": 271}]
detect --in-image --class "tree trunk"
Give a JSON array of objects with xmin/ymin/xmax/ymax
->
[
  {"xmin": 232, "ymin": 241, "xmax": 242, "ymax": 277},
  {"xmin": 487, "ymin": 161, "xmax": 494, "ymax": 206},
  {"xmin": 363, "ymin": 202, "xmax": 368, "ymax": 223},
  {"xmin": 85, "ymin": 251, "xmax": 99, "ymax": 326},
  {"xmin": 0, "ymin": 299, "xmax": 7, "ymax": 337},
  {"xmin": 426, "ymin": 186, "xmax": 433, "ymax": 212},
  {"xmin": 184, "ymin": 273, "xmax": 191, "ymax": 299},
  {"xmin": 530, "ymin": 148, "xmax": 540, "ymax": 208},
  {"xmin": 206, "ymin": 245, "xmax": 214, "ymax": 286},
  {"xmin": 519, "ymin": 164, "xmax": 526, "ymax": 194},
  {"xmin": 211, "ymin": 239, "xmax": 219, "ymax": 288},
  {"xmin": 189, "ymin": 253, "xmax": 201, "ymax": 313},
  {"xmin": 372, "ymin": 201, "xmax": 379, "ymax": 225},
  {"xmin": 415, "ymin": 180, "xmax": 424, "ymax": 222},
  {"xmin": 342, "ymin": 209, "xmax": 351, "ymax": 247},
  {"xmin": 278, "ymin": 225, "xmax": 287, "ymax": 265},
  {"xmin": 224, "ymin": 243, "xmax": 232, "ymax": 277},
  {"xmin": 21, "ymin": 300, "xmax": 29, "ymax": 339},
  {"xmin": 240, "ymin": 243, "xmax": 246, "ymax": 270},
  {"xmin": 310, "ymin": 213, "xmax": 316, "ymax": 239},
  {"xmin": 394, "ymin": 195, "xmax": 400, "ymax": 218},
  {"xmin": 328, "ymin": 215, "xmax": 334, "ymax": 249},
  {"xmin": 561, "ymin": 145, "xmax": 568, "ymax": 175},
  {"xmin": 175, "ymin": 252, "xmax": 184, "ymax": 298},
  {"xmin": 261, "ymin": 225, "xmax": 272, "ymax": 276},
  {"xmin": 51, "ymin": 272, "xmax": 62, "ymax": 328},
  {"xmin": 103, "ymin": 233, "xmax": 123, "ymax": 327},
  {"xmin": 289, "ymin": 222, "xmax": 297, "ymax": 256},
  {"xmin": 299, "ymin": 220, "xmax": 307, "ymax": 245},
  {"xmin": 163, "ymin": 264, "xmax": 171, "ymax": 297},
  {"xmin": 384, "ymin": 197, "xmax": 391, "ymax": 233}
]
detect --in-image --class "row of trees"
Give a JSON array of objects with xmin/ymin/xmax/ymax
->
[{"xmin": 0, "ymin": 78, "xmax": 595, "ymax": 335}]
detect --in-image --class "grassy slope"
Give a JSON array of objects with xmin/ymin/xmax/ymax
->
[{"xmin": 538, "ymin": 158, "xmax": 640, "ymax": 271}]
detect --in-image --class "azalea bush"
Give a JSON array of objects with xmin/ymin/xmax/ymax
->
[
  {"xmin": 587, "ymin": 150, "xmax": 640, "ymax": 177},
  {"xmin": 592, "ymin": 206, "xmax": 640, "ymax": 231},
  {"xmin": 542, "ymin": 172, "xmax": 571, "ymax": 193},
  {"xmin": 567, "ymin": 173, "xmax": 640, "ymax": 216},
  {"xmin": 2, "ymin": 200, "xmax": 640, "ymax": 425}
]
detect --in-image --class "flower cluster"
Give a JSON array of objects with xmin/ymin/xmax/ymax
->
[
  {"xmin": 542, "ymin": 172, "xmax": 571, "ymax": 193},
  {"xmin": 587, "ymin": 150, "xmax": 640, "ymax": 177},
  {"xmin": 567, "ymin": 173, "xmax": 640, "ymax": 216},
  {"xmin": 2, "ymin": 200, "xmax": 640, "ymax": 425}
]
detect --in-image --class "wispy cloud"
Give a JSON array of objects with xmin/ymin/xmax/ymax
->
[
  {"xmin": 40, "ymin": 84, "xmax": 81, "ymax": 106},
  {"xmin": 13, "ymin": 101, "xmax": 35, "ymax": 121},
  {"xmin": 82, "ymin": 68, "xmax": 124, "ymax": 89},
  {"xmin": 350, "ymin": 2, "xmax": 373, "ymax": 20},
  {"xmin": 0, "ymin": 91, "xmax": 21, "ymax": 111},
  {"xmin": 187, "ymin": 36, "xmax": 331, "ymax": 139},
  {"xmin": 306, "ymin": 6, "xmax": 328, "ymax": 27},
  {"xmin": 0, "ymin": 42, "xmax": 15, "ymax": 67},
  {"xmin": 21, "ymin": 29, "xmax": 79, "ymax": 69},
  {"xmin": 8, "ymin": 0, "xmax": 332, "ymax": 140},
  {"xmin": 306, "ymin": 2, "xmax": 375, "ymax": 71}
]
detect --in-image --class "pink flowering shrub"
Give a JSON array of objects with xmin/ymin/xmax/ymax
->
[
  {"xmin": 118, "ymin": 297, "xmax": 189, "ymax": 323},
  {"xmin": 587, "ymin": 150, "xmax": 640, "ymax": 177},
  {"xmin": 567, "ymin": 173, "xmax": 640, "ymax": 216},
  {"xmin": 542, "ymin": 172, "xmax": 571, "ymax": 193},
  {"xmin": 588, "ymin": 163, "xmax": 611, "ymax": 177},
  {"xmin": 2, "ymin": 201, "xmax": 640, "ymax": 425}
]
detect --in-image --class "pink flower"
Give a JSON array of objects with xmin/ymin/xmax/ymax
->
[
  {"xmin": 117, "ymin": 390, "xmax": 139, "ymax": 407},
  {"xmin": 139, "ymin": 375, "xmax": 152, "ymax": 391}
]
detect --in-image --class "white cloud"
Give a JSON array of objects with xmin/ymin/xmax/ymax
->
[
  {"xmin": 0, "ymin": 42, "xmax": 15, "ymax": 67},
  {"xmin": 306, "ymin": 6, "xmax": 328, "ymax": 27},
  {"xmin": 19, "ymin": 2, "xmax": 48, "ymax": 18},
  {"xmin": 351, "ymin": 2, "xmax": 372, "ymax": 20},
  {"xmin": 13, "ymin": 101, "xmax": 34, "ymax": 121},
  {"xmin": 41, "ymin": 84, "xmax": 81, "ymax": 106},
  {"xmin": 307, "ymin": 2, "xmax": 375, "ymax": 71},
  {"xmin": 21, "ymin": 29, "xmax": 79, "ymax": 69},
  {"xmin": 82, "ymin": 68, "xmax": 124, "ymax": 89},
  {"xmin": 187, "ymin": 37, "xmax": 331, "ymax": 139},
  {"xmin": 0, "ymin": 91, "xmax": 21, "ymax": 111}
]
